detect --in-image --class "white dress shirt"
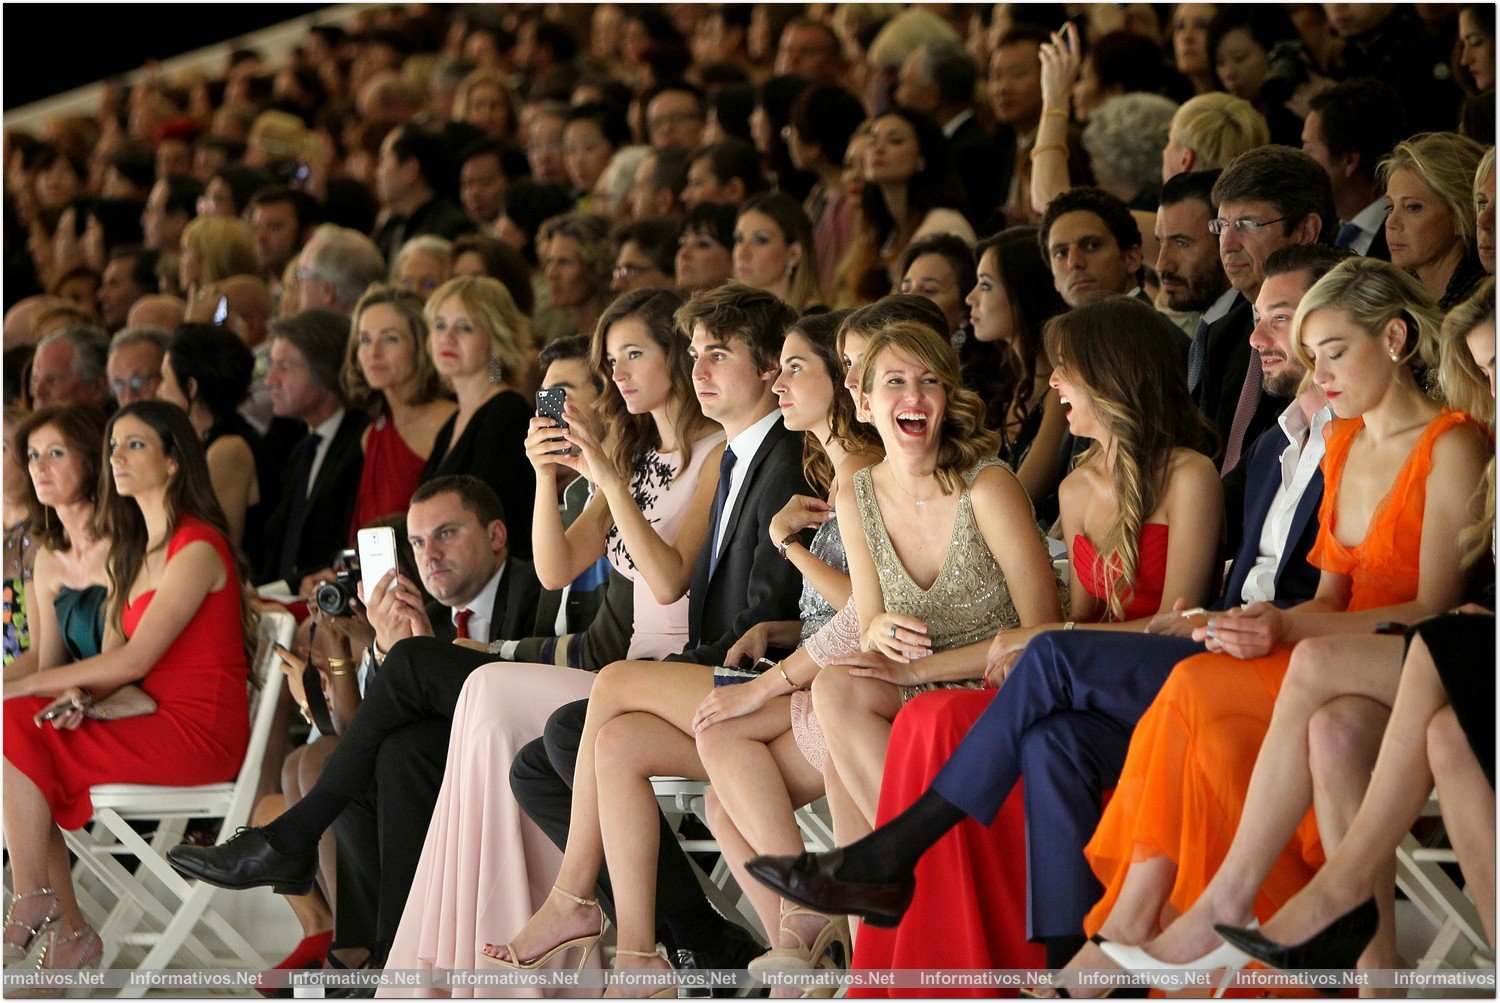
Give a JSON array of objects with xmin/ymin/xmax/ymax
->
[{"xmin": 1240, "ymin": 402, "xmax": 1333, "ymax": 605}]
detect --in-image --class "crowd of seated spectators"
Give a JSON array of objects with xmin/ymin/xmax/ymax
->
[{"xmin": 1, "ymin": 3, "xmax": 1495, "ymax": 996}]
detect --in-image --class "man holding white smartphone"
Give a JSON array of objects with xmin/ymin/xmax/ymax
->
[{"xmin": 170, "ymin": 474, "xmax": 542, "ymax": 963}]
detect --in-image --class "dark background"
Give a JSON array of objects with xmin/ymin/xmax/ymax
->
[{"xmin": 4, "ymin": 6, "xmax": 329, "ymax": 110}]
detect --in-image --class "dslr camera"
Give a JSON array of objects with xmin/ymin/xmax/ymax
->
[{"xmin": 314, "ymin": 549, "xmax": 361, "ymax": 616}]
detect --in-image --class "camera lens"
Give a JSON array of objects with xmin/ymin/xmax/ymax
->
[{"xmin": 314, "ymin": 579, "xmax": 355, "ymax": 617}]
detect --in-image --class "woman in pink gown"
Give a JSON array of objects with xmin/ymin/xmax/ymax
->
[{"xmin": 381, "ymin": 288, "xmax": 724, "ymax": 997}]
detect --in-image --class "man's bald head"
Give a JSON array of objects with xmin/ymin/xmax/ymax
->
[
  {"xmin": 126, "ymin": 294, "xmax": 188, "ymax": 331},
  {"xmin": 3, "ymin": 296, "xmax": 68, "ymax": 349}
]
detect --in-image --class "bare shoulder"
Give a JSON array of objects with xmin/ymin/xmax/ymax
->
[
  {"xmin": 970, "ymin": 462, "xmax": 1028, "ymax": 508},
  {"xmin": 834, "ymin": 450, "xmax": 881, "ymax": 482},
  {"xmin": 207, "ymin": 434, "xmax": 254, "ymax": 467},
  {"xmin": 1429, "ymin": 420, "xmax": 1493, "ymax": 482},
  {"xmin": 1166, "ymin": 448, "xmax": 1222, "ymax": 493}
]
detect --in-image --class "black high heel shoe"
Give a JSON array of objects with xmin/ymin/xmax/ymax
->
[{"xmin": 1213, "ymin": 898, "xmax": 1378, "ymax": 986}]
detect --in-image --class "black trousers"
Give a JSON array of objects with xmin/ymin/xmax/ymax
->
[
  {"xmin": 509, "ymin": 698, "xmax": 721, "ymax": 954},
  {"xmin": 309, "ymin": 637, "xmax": 494, "ymax": 956}
]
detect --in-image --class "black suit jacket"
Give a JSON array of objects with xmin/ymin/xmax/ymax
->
[
  {"xmin": 427, "ymin": 555, "xmax": 542, "ymax": 644},
  {"xmin": 948, "ymin": 115, "xmax": 1004, "ymax": 228},
  {"xmin": 256, "ymin": 408, "xmax": 370, "ymax": 586},
  {"xmin": 667, "ymin": 416, "xmax": 811, "ymax": 668},
  {"xmin": 1217, "ymin": 420, "xmax": 1324, "ymax": 611}
]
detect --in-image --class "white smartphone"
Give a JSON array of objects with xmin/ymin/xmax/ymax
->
[{"xmin": 356, "ymin": 527, "xmax": 399, "ymax": 603}]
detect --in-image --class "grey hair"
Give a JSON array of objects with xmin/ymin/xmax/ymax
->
[
  {"xmin": 390, "ymin": 235, "xmax": 454, "ymax": 283},
  {"xmin": 1083, "ymin": 93, "xmax": 1179, "ymax": 199},
  {"xmin": 306, "ymin": 224, "xmax": 387, "ymax": 311},
  {"xmin": 108, "ymin": 325, "xmax": 170, "ymax": 356},
  {"xmin": 39, "ymin": 325, "xmax": 110, "ymax": 383},
  {"xmin": 916, "ymin": 40, "xmax": 978, "ymax": 106}
]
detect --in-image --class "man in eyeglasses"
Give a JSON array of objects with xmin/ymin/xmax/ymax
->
[
  {"xmin": 105, "ymin": 326, "xmax": 168, "ymax": 407},
  {"xmin": 1200, "ymin": 146, "xmax": 1335, "ymax": 476}
]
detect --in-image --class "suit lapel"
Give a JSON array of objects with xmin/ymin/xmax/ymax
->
[
  {"xmin": 1224, "ymin": 435, "xmax": 1281, "ymax": 601},
  {"xmin": 1276, "ymin": 467, "xmax": 1325, "ymax": 583},
  {"xmin": 305, "ymin": 411, "xmax": 352, "ymax": 503},
  {"xmin": 714, "ymin": 419, "xmax": 786, "ymax": 583}
]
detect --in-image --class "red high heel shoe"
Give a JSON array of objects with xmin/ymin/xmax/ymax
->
[{"xmin": 255, "ymin": 930, "xmax": 333, "ymax": 997}]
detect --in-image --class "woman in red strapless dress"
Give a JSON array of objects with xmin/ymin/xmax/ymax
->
[{"xmin": 3, "ymin": 401, "xmax": 254, "ymax": 972}]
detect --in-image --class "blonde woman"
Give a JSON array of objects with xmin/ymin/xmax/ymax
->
[
  {"xmin": 452, "ymin": 69, "xmax": 517, "ymax": 141},
  {"xmin": 1475, "ymin": 145, "xmax": 1495, "ymax": 275},
  {"xmin": 178, "ymin": 216, "xmax": 258, "ymax": 303},
  {"xmin": 420, "ymin": 276, "xmax": 538, "ymax": 557},
  {"xmin": 342, "ymin": 287, "xmax": 456, "ymax": 540},
  {"xmin": 1380, "ymin": 131, "xmax": 1487, "ymax": 309}
]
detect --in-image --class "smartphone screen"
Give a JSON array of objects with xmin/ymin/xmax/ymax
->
[{"xmin": 356, "ymin": 527, "xmax": 399, "ymax": 604}]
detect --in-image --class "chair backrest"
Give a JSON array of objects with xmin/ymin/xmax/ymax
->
[{"xmin": 218, "ymin": 610, "xmax": 293, "ymax": 819}]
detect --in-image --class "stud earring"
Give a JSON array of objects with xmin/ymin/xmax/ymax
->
[{"xmin": 1389, "ymin": 350, "xmax": 1400, "ymax": 362}]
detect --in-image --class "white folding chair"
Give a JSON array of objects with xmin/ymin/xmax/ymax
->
[
  {"xmin": 1396, "ymin": 793, "xmax": 1490, "ymax": 995},
  {"xmin": 63, "ymin": 608, "xmax": 294, "ymax": 993},
  {"xmin": 652, "ymin": 778, "xmax": 839, "ymax": 943}
]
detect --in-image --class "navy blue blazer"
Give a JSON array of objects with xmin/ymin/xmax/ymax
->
[{"xmin": 1217, "ymin": 418, "xmax": 1324, "ymax": 610}]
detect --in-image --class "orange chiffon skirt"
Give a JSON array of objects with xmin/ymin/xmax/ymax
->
[{"xmin": 1082, "ymin": 647, "xmax": 1326, "ymax": 935}]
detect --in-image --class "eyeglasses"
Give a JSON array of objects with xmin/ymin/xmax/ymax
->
[
  {"xmin": 109, "ymin": 373, "xmax": 161, "ymax": 397},
  {"xmin": 1208, "ymin": 216, "xmax": 1287, "ymax": 236}
]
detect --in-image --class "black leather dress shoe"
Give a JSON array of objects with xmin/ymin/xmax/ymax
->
[
  {"xmin": 745, "ymin": 849, "xmax": 913, "ymax": 928},
  {"xmin": 673, "ymin": 920, "xmax": 766, "ymax": 996},
  {"xmin": 1214, "ymin": 898, "xmax": 1378, "ymax": 989},
  {"xmin": 167, "ymin": 826, "xmax": 317, "ymax": 894}
]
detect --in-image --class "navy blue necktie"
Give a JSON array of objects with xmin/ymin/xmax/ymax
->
[
  {"xmin": 1334, "ymin": 221, "xmax": 1363, "ymax": 250},
  {"xmin": 707, "ymin": 447, "xmax": 737, "ymax": 578}
]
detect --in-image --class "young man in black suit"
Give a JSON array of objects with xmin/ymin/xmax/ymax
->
[{"xmin": 509, "ymin": 283, "xmax": 811, "ymax": 972}]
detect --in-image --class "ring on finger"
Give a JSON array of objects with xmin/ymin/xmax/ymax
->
[
  {"xmin": 889, "ymin": 624, "xmax": 898, "ymax": 639},
  {"xmin": 1205, "ymin": 626, "xmax": 1217, "ymax": 640}
]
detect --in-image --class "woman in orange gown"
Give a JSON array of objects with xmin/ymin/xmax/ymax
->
[{"xmin": 1052, "ymin": 259, "xmax": 1492, "ymax": 995}]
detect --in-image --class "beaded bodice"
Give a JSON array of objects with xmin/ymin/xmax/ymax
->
[
  {"xmin": 852, "ymin": 457, "xmax": 1019, "ymax": 655},
  {"xmin": 798, "ymin": 515, "xmax": 848, "ymax": 640}
]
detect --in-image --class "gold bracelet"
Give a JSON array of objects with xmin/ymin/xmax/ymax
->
[
  {"xmin": 1042, "ymin": 106, "xmax": 1070, "ymax": 119},
  {"xmin": 1029, "ymin": 143, "xmax": 1068, "ymax": 161},
  {"xmin": 778, "ymin": 662, "xmax": 801, "ymax": 691},
  {"xmin": 326, "ymin": 657, "xmax": 354, "ymax": 677}
]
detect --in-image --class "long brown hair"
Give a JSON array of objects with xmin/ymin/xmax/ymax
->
[
  {"xmin": 1044, "ymin": 298, "xmax": 1216, "ymax": 620},
  {"xmin": 1441, "ymin": 278, "xmax": 1496, "ymax": 569},
  {"xmin": 784, "ymin": 310, "xmax": 857, "ymax": 493},
  {"xmin": 16, "ymin": 404, "xmax": 107, "ymax": 552},
  {"xmin": 588, "ymin": 288, "xmax": 714, "ymax": 479},
  {"xmin": 97, "ymin": 401, "xmax": 257, "ymax": 659}
]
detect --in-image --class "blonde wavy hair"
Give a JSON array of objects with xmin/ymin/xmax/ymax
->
[
  {"xmin": 1169, "ymin": 93, "xmax": 1269, "ymax": 170},
  {"xmin": 1378, "ymin": 132, "xmax": 1486, "ymax": 251},
  {"xmin": 1291, "ymin": 257, "xmax": 1442, "ymax": 387},
  {"xmin": 424, "ymin": 275, "xmax": 533, "ymax": 387},
  {"xmin": 181, "ymin": 216, "xmax": 259, "ymax": 285},
  {"xmin": 1440, "ymin": 278, "xmax": 1496, "ymax": 569},
  {"xmin": 1043, "ymin": 297, "xmax": 1216, "ymax": 621},
  {"xmin": 856, "ymin": 320, "xmax": 1000, "ymax": 495}
]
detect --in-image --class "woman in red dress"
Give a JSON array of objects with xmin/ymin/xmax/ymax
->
[
  {"xmin": 3, "ymin": 400, "xmax": 255, "ymax": 971},
  {"xmin": 343, "ymin": 286, "xmax": 457, "ymax": 542}
]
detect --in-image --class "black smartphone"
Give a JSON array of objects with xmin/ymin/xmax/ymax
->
[
  {"xmin": 536, "ymin": 387, "xmax": 569, "ymax": 429},
  {"xmin": 536, "ymin": 386, "xmax": 572, "ymax": 455}
]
